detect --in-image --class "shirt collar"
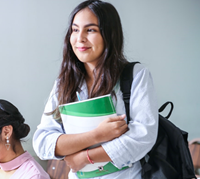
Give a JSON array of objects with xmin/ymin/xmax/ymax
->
[
  {"xmin": 80, "ymin": 80, "xmax": 87, "ymax": 91},
  {"xmin": 0, "ymin": 151, "xmax": 31, "ymax": 171},
  {"xmin": 79, "ymin": 80, "xmax": 88, "ymax": 99}
]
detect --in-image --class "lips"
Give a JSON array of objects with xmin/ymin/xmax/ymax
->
[{"xmin": 77, "ymin": 47, "xmax": 90, "ymax": 52}]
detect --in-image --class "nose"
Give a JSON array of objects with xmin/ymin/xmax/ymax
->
[{"xmin": 77, "ymin": 30, "xmax": 86, "ymax": 43}]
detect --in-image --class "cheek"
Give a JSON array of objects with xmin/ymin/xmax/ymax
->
[
  {"xmin": 70, "ymin": 35, "xmax": 75, "ymax": 47},
  {"xmin": 98, "ymin": 39, "xmax": 104, "ymax": 52},
  {"xmin": 95, "ymin": 36, "xmax": 104, "ymax": 49},
  {"xmin": 70, "ymin": 36, "xmax": 77, "ymax": 54}
]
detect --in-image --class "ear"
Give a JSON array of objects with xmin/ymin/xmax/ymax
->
[{"xmin": 1, "ymin": 125, "xmax": 13, "ymax": 139}]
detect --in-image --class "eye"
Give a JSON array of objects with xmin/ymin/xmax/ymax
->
[
  {"xmin": 72, "ymin": 28, "xmax": 79, "ymax": 32},
  {"xmin": 87, "ymin": 29, "xmax": 96, "ymax": 32}
]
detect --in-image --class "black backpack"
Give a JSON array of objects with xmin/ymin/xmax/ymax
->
[{"xmin": 120, "ymin": 62, "xmax": 196, "ymax": 179}]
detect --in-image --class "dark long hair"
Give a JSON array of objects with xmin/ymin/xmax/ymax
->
[{"xmin": 57, "ymin": 0, "xmax": 128, "ymax": 105}]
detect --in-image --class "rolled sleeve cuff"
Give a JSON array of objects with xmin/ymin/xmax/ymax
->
[
  {"xmin": 35, "ymin": 132, "xmax": 64, "ymax": 160},
  {"xmin": 102, "ymin": 138, "xmax": 129, "ymax": 169}
]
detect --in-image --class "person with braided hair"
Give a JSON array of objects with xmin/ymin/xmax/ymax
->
[{"xmin": 0, "ymin": 99, "xmax": 50, "ymax": 179}]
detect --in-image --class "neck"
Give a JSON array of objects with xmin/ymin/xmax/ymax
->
[
  {"xmin": 85, "ymin": 74, "xmax": 94, "ymax": 95},
  {"xmin": 84, "ymin": 63, "xmax": 95, "ymax": 79},
  {"xmin": 0, "ymin": 142, "xmax": 24, "ymax": 163},
  {"xmin": 84, "ymin": 63, "xmax": 95, "ymax": 94}
]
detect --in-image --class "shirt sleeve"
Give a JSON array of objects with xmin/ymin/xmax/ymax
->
[
  {"xmin": 32, "ymin": 80, "xmax": 65, "ymax": 160},
  {"xmin": 102, "ymin": 63, "xmax": 158, "ymax": 169}
]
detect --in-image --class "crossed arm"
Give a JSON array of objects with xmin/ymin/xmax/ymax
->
[{"xmin": 55, "ymin": 114, "xmax": 128, "ymax": 172}]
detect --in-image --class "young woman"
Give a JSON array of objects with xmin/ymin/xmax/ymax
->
[
  {"xmin": 0, "ymin": 99, "xmax": 50, "ymax": 179},
  {"xmin": 33, "ymin": 0, "xmax": 158, "ymax": 178}
]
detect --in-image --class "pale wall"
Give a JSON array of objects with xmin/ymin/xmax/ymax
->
[{"xmin": 0, "ymin": 0, "xmax": 199, "ymax": 169}]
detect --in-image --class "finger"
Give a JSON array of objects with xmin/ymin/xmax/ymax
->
[
  {"xmin": 64, "ymin": 160, "xmax": 69, "ymax": 165},
  {"xmin": 120, "ymin": 125, "xmax": 129, "ymax": 134},
  {"xmin": 118, "ymin": 114, "xmax": 126, "ymax": 120},
  {"xmin": 64, "ymin": 156, "xmax": 69, "ymax": 161},
  {"xmin": 115, "ymin": 122, "xmax": 128, "ymax": 132},
  {"xmin": 120, "ymin": 121, "xmax": 128, "ymax": 129},
  {"xmin": 108, "ymin": 114, "xmax": 126, "ymax": 122},
  {"xmin": 114, "ymin": 120, "xmax": 127, "ymax": 128}
]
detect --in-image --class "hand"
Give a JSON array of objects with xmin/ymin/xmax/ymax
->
[
  {"xmin": 64, "ymin": 150, "xmax": 88, "ymax": 173},
  {"xmin": 95, "ymin": 114, "xmax": 128, "ymax": 143}
]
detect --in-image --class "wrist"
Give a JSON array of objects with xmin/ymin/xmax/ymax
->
[
  {"xmin": 86, "ymin": 149, "xmax": 94, "ymax": 164},
  {"xmin": 82, "ymin": 150, "xmax": 90, "ymax": 165},
  {"xmin": 90, "ymin": 129, "xmax": 102, "ymax": 144}
]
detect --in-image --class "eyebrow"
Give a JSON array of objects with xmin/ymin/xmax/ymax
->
[{"xmin": 72, "ymin": 23, "xmax": 99, "ymax": 28}]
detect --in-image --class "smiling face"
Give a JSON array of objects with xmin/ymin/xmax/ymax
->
[{"xmin": 70, "ymin": 8, "xmax": 104, "ymax": 70}]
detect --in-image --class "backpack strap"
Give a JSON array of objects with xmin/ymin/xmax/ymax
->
[
  {"xmin": 120, "ymin": 62, "xmax": 148, "ymax": 173},
  {"xmin": 158, "ymin": 101, "xmax": 174, "ymax": 119},
  {"xmin": 120, "ymin": 62, "xmax": 140, "ymax": 124},
  {"xmin": 120, "ymin": 63, "xmax": 174, "ymax": 123}
]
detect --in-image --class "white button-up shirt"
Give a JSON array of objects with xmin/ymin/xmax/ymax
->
[{"xmin": 33, "ymin": 63, "xmax": 158, "ymax": 179}]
